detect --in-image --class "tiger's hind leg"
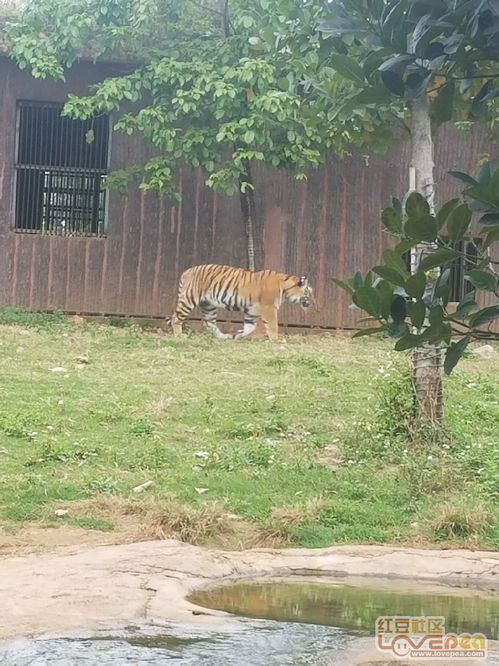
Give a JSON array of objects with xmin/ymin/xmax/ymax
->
[
  {"xmin": 170, "ymin": 293, "xmax": 195, "ymax": 337},
  {"xmin": 200, "ymin": 303, "xmax": 232, "ymax": 340}
]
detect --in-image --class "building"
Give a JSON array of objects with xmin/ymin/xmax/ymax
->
[{"xmin": 0, "ymin": 52, "xmax": 496, "ymax": 330}]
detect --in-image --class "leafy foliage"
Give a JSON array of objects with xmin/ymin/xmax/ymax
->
[
  {"xmin": 337, "ymin": 163, "xmax": 499, "ymax": 374},
  {"xmin": 5, "ymin": 0, "xmax": 357, "ymax": 198},
  {"xmin": 314, "ymin": 0, "xmax": 499, "ymax": 129},
  {"xmin": 252, "ymin": 1, "xmax": 499, "ymax": 158}
]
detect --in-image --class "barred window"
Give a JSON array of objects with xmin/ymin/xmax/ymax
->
[
  {"xmin": 403, "ymin": 239, "xmax": 480, "ymax": 302},
  {"xmin": 14, "ymin": 101, "xmax": 110, "ymax": 236}
]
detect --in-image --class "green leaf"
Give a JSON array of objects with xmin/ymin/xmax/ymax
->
[
  {"xmin": 483, "ymin": 228, "xmax": 499, "ymax": 249},
  {"xmin": 404, "ymin": 214, "xmax": 438, "ymax": 242},
  {"xmin": 352, "ymin": 327, "xmax": 385, "ymax": 338},
  {"xmin": 480, "ymin": 214, "xmax": 499, "ymax": 231},
  {"xmin": 382, "ymin": 249, "xmax": 410, "ymax": 277},
  {"xmin": 419, "ymin": 248, "xmax": 460, "ymax": 271},
  {"xmin": 373, "ymin": 266, "xmax": 407, "ymax": 288},
  {"xmin": 454, "ymin": 290, "xmax": 479, "ymax": 319},
  {"xmin": 352, "ymin": 286, "xmax": 381, "ymax": 317},
  {"xmin": 376, "ymin": 280, "xmax": 393, "ymax": 319},
  {"xmin": 436, "ymin": 198, "xmax": 460, "ymax": 231},
  {"xmin": 409, "ymin": 299, "xmax": 426, "ymax": 329},
  {"xmin": 465, "ymin": 269, "xmax": 498, "ymax": 291},
  {"xmin": 429, "ymin": 305, "xmax": 444, "ymax": 328},
  {"xmin": 318, "ymin": 17, "xmax": 365, "ymax": 35},
  {"xmin": 352, "ymin": 86, "xmax": 389, "ymax": 105},
  {"xmin": 446, "ymin": 203, "xmax": 472, "ymax": 243},
  {"xmin": 352, "ymin": 271, "xmax": 363, "ymax": 289},
  {"xmin": 329, "ymin": 54, "xmax": 366, "ymax": 85},
  {"xmin": 405, "ymin": 271, "xmax": 426, "ymax": 299},
  {"xmin": 444, "ymin": 337, "xmax": 471, "ymax": 375},
  {"xmin": 331, "ymin": 277, "xmax": 354, "ymax": 295},
  {"xmin": 433, "ymin": 268, "xmax": 451, "ymax": 302},
  {"xmin": 381, "ymin": 206, "xmax": 403, "ymax": 234},
  {"xmin": 469, "ymin": 305, "xmax": 499, "ymax": 328},
  {"xmin": 448, "ymin": 171, "xmax": 479, "ymax": 186},
  {"xmin": 393, "ymin": 238, "xmax": 417, "ymax": 257},
  {"xmin": 431, "ymin": 81, "xmax": 455, "ymax": 125},
  {"xmin": 405, "ymin": 192, "xmax": 430, "ymax": 219},
  {"xmin": 379, "ymin": 54, "xmax": 414, "ymax": 72},
  {"xmin": 395, "ymin": 333, "xmax": 423, "ymax": 351}
]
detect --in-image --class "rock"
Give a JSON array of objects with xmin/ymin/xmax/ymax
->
[
  {"xmin": 0, "ymin": 542, "xmax": 498, "ymax": 642},
  {"xmin": 132, "ymin": 480, "xmax": 154, "ymax": 493},
  {"xmin": 472, "ymin": 344, "xmax": 495, "ymax": 359},
  {"xmin": 75, "ymin": 355, "xmax": 89, "ymax": 364},
  {"xmin": 54, "ymin": 509, "xmax": 68, "ymax": 517},
  {"xmin": 50, "ymin": 367, "xmax": 68, "ymax": 374}
]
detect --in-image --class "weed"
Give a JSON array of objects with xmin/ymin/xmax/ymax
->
[
  {"xmin": 87, "ymin": 477, "xmax": 120, "ymax": 494},
  {"xmin": 145, "ymin": 500, "xmax": 235, "ymax": 544},
  {"xmin": 427, "ymin": 496, "xmax": 495, "ymax": 543},
  {"xmin": 0, "ymin": 408, "xmax": 48, "ymax": 440},
  {"xmin": 130, "ymin": 417, "xmax": 155, "ymax": 437},
  {"xmin": 24, "ymin": 442, "xmax": 101, "ymax": 467}
]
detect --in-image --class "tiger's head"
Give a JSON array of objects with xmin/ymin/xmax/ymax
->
[{"xmin": 285, "ymin": 275, "xmax": 316, "ymax": 310}]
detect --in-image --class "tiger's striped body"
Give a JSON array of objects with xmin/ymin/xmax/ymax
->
[{"xmin": 170, "ymin": 264, "xmax": 314, "ymax": 340}]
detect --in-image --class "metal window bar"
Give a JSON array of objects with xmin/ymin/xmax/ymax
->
[
  {"xmin": 14, "ymin": 100, "xmax": 109, "ymax": 236},
  {"xmin": 402, "ymin": 239, "xmax": 481, "ymax": 303}
]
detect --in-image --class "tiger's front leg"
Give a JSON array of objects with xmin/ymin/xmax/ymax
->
[
  {"xmin": 261, "ymin": 305, "xmax": 279, "ymax": 341},
  {"xmin": 233, "ymin": 311, "xmax": 259, "ymax": 340}
]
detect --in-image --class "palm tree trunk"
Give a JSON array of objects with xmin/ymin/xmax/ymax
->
[{"xmin": 410, "ymin": 94, "xmax": 444, "ymax": 424}]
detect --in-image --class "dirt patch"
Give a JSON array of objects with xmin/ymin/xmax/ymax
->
[
  {"xmin": 0, "ymin": 523, "xmax": 130, "ymax": 558},
  {"xmin": 315, "ymin": 443, "xmax": 344, "ymax": 469}
]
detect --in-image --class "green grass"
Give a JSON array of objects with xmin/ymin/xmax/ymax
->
[{"xmin": 0, "ymin": 309, "xmax": 497, "ymax": 550}]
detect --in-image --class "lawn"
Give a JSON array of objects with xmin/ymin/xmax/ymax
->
[{"xmin": 0, "ymin": 308, "xmax": 497, "ymax": 551}]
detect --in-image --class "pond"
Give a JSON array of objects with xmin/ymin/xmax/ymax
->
[
  {"xmin": 189, "ymin": 576, "xmax": 499, "ymax": 636},
  {"xmin": 2, "ymin": 577, "xmax": 498, "ymax": 665}
]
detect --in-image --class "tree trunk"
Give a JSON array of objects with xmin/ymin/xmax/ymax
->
[
  {"xmin": 239, "ymin": 159, "xmax": 264, "ymax": 271},
  {"xmin": 410, "ymin": 94, "xmax": 444, "ymax": 424}
]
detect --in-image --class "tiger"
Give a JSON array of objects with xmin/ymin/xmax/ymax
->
[{"xmin": 169, "ymin": 264, "xmax": 315, "ymax": 341}]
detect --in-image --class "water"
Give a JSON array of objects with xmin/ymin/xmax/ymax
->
[
  {"xmin": 2, "ymin": 578, "xmax": 498, "ymax": 665},
  {"xmin": 190, "ymin": 576, "xmax": 499, "ymax": 637},
  {"xmin": 0, "ymin": 623, "xmax": 355, "ymax": 665}
]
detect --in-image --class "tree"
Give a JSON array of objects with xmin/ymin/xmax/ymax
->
[
  {"xmin": 263, "ymin": 0, "xmax": 499, "ymax": 424},
  {"xmin": 6, "ymin": 0, "xmax": 357, "ymax": 271},
  {"xmin": 335, "ymin": 165, "xmax": 499, "ymax": 369}
]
